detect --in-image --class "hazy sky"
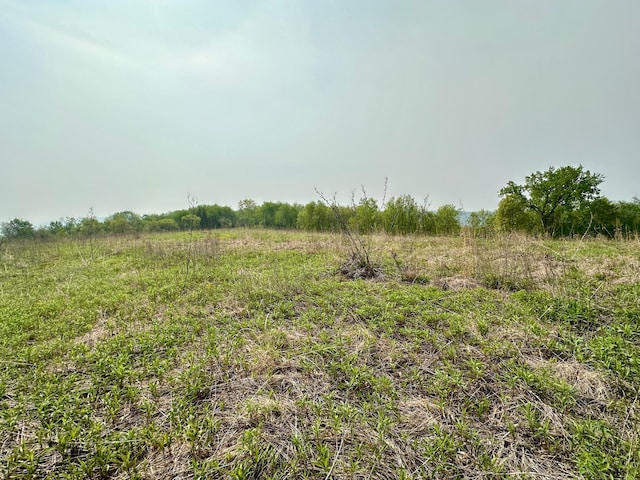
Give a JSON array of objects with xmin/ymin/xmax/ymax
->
[{"xmin": 2, "ymin": 1, "xmax": 639, "ymax": 224}]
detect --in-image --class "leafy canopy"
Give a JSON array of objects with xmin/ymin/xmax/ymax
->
[{"xmin": 499, "ymin": 165, "xmax": 604, "ymax": 235}]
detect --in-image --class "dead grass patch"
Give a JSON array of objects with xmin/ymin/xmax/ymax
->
[
  {"xmin": 397, "ymin": 398, "xmax": 441, "ymax": 433},
  {"xmin": 525, "ymin": 357, "xmax": 610, "ymax": 402},
  {"xmin": 75, "ymin": 309, "xmax": 113, "ymax": 348},
  {"xmin": 578, "ymin": 253, "xmax": 640, "ymax": 284},
  {"xmin": 432, "ymin": 276, "xmax": 482, "ymax": 291},
  {"xmin": 139, "ymin": 442, "xmax": 192, "ymax": 480},
  {"xmin": 216, "ymin": 296, "xmax": 248, "ymax": 318},
  {"xmin": 221, "ymin": 231, "xmax": 340, "ymax": 255},
  {"xmin": 552, "ymin": 361, "xmax": 610, "ymax": 400}
]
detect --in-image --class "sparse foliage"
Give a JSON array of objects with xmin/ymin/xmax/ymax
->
[
  {"xmin": 183, "ymin": 195, "xmax": 200, "ymax": 285},
  {"xmin": 316, "ymin": 187, "xmax": 382, "ymax": 279}
]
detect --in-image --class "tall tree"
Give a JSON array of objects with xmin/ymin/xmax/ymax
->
[{"xmin": 499, "ymin": 165, "xmax": 604, "ymax": 236}]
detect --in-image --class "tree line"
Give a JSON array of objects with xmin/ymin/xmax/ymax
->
[
  {"xmin": 0, "ymin": 198, "xmax": 463, "ymax": 240},
  {"xmin": 2, "ymin": 166, "xmax": 640, "ymax": 240}
]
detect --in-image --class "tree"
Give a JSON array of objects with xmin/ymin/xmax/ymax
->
[
  {"xmin": 586, "ymin": 198, "xmax": 618, "ymax": 237},
  {"xmin": 104, "ymin": 211, "xmax": 142, "ymax": 234},
  {"xmin": 180, "ymin": 214, "xmax": 201, "ymax": 230},
  {"xmin": 79, "ymin": 214, "xmax": 102, "ymax": 238},
  {"xmin": 350, "ymin": 197, "xmax": 380, "ymax": 234},
  {"xmin": 434, "ymin": 204, "xmax": 461, "ymax": 235},
  {"xmin": 146, "ymin": 218, "xmax": 179, "ymax": 232},
  {"xmin": 193, "ymin": 204, "xmax": 236, "ymax": 229},
  {"xmin": 1, "ymin": 218, "xmax": 35, "ymax": 239},
  {"xmin": 257, "ymin": 202, "xmax": 279, "ymax": 228},
  {"xmin": 274, "ymin": 203, "xmax": 301, "ymax": 229},
  {"xmin": 494, "ymin": 195, "xmax": 540, "ymax": 234},
  {"xmin": 237, "ymin": 199, "xmax": 259, "ymax": 227},
  {"xmin": 63, "ymin": 217, "xmax": 79, "ymax": 235},
  {"xmin": 616, "ymin": 198, "xmax": 640, "ymax": 236},
  {"xmin": 297, "ymin": 202, "xmax": 335, "ymax": 231},
  {"xmin": 383, "ymin": 195, "xmax": 421, "ymax": 235},
  {"xmin": 499, "ymin": 165, "xmax": 604, "ymax": 236},
  {"xmin": 467, "ymin": 209, "xmax": 495, "ymax": 238},
  {"xmin": 560, "ymin": 197, "xmax": 618, "ymax": 237},
  {"xmin": 47, "ymin": 220, "xmax": 67, "ymax": 236}
]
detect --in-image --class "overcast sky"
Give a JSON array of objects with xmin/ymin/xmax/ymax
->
[{"xmin": 1, "ymin": 1, "xmax": 639, "ymax": 224}]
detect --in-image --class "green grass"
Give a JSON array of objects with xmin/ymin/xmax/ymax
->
[{"xmin": 1, "ymin": 230, "xmax": 639, "ymax": 478}]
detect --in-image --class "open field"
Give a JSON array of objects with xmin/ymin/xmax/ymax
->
[{"xmin": 1, "ymin": 230, "xmax": 639, "ymax": 479}]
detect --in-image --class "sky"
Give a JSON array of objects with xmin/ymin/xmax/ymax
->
[{"xmin": 1, "ymin": 1, "xmax": 639, "ymax": 225}]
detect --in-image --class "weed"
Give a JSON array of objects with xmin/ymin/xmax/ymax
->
[{"xmin": 316, "ymin": 188, "xmax": 384, "ymax": 279}]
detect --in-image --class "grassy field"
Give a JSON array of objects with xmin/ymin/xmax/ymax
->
[{"xmin": 1, "ymin": 229, "xmax": 639, "ymax": 479}]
